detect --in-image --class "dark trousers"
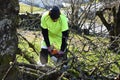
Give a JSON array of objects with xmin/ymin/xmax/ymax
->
[{"xmin": 40, "ymin": 49, "xmax": 49, "ymax": 64}]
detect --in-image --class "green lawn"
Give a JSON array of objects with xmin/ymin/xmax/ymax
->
[
  {"xmin": 19, "ymin": 2, "xmax": 43, "ymax": 13},
  {"xmin": 17, "ymin": 29, "xmax": 120, "ymax": 79}
]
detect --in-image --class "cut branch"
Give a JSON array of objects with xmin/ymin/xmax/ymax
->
[
  {"xmin": 96, "ymin": 10, "xmax": 111, "ymax": 31},
  {"xmin": 17, "ymin": 33, "xmax": 39, "ymax": 56}
]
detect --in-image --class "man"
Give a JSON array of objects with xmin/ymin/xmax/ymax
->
[{"xmin": 40, "ymin": 6, "xmax": 69, "ymax": 65}]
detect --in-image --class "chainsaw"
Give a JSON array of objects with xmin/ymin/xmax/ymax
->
[{"xmin": 50, "ymin": 49, "xmax": 62, "ymax": 62}]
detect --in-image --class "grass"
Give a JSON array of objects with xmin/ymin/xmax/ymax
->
[
  {"xmin": 17, "ymin": 29, "xmax": 41, "ymax": 63},
  {"xmin": 17, "ymin": 29, "xmax": 120, "ymax": 79},
  {"xmin": 19, "ymin": 2, "xmax": 43, "ymax": 13},
  {"xmin": 17, "ymin": 29, "xmax": 57, "ymax": 67}
]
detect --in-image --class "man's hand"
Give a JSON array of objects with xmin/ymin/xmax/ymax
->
[
  {"xmin": 58, "ymin": 50, "xmax": 64, "ymax": 57},
  {"xmin": 47, "ymin": 46, "xmax": 52, "ymax": 52},
  {"xmin": 58, "ymin": 51, "xmax": 64, "ymax": 55}
]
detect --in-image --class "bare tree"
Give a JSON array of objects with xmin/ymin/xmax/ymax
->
[{"xmin": 96, "ymin": 1, "xmax": 120, "ymax": 52}]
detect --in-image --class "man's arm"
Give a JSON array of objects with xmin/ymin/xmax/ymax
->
[
  {"xmin": 41, "ymin": 27, "xmax": 50, "ymax": 47},
  {"xmin": 60, "ymin": 30, "xmax": 69, "ymax": 51}
]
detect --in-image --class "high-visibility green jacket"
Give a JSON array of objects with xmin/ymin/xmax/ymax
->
[{"xmin": 41, "ymin": 11, "xmax": 69, "ymax": 50}]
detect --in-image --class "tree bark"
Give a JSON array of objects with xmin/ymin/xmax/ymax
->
[
  {"xmin": 96, "ymin": 4, "xmax": 120, "ymax": 52},
  {"xmin": 0, "ymin": 0, "xmax": 19, "ymax": 79}
]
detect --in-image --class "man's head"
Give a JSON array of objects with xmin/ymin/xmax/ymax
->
[{"xmin": 49, "ymin": 6, "xmax": 60, "ymax": 21}]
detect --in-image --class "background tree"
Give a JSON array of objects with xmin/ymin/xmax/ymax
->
[{"xmin": 96, "ymin": 0, "xmax": 120, "ymax": 52}]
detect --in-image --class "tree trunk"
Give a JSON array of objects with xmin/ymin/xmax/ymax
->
[
  {"xmin": 96, "ymin": 4, "xmax": 120, "ymax": 52},
  {"xmin": 0, "ymin": 0, "xmax": 19, "ymax": 80}
]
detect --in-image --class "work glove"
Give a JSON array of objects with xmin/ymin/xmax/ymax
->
[
  {"xmin": 58, "ymin": 50, "xmax": 64, "ymax": 57},
  {"xmin": 47, "ymin": 46, "xmax": 52, "ymax": 52}
]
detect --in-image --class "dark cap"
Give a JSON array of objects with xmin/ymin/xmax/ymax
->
[{"xmin": 49, "ymin": 6, "xmax": 60, "ymax": 20}]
